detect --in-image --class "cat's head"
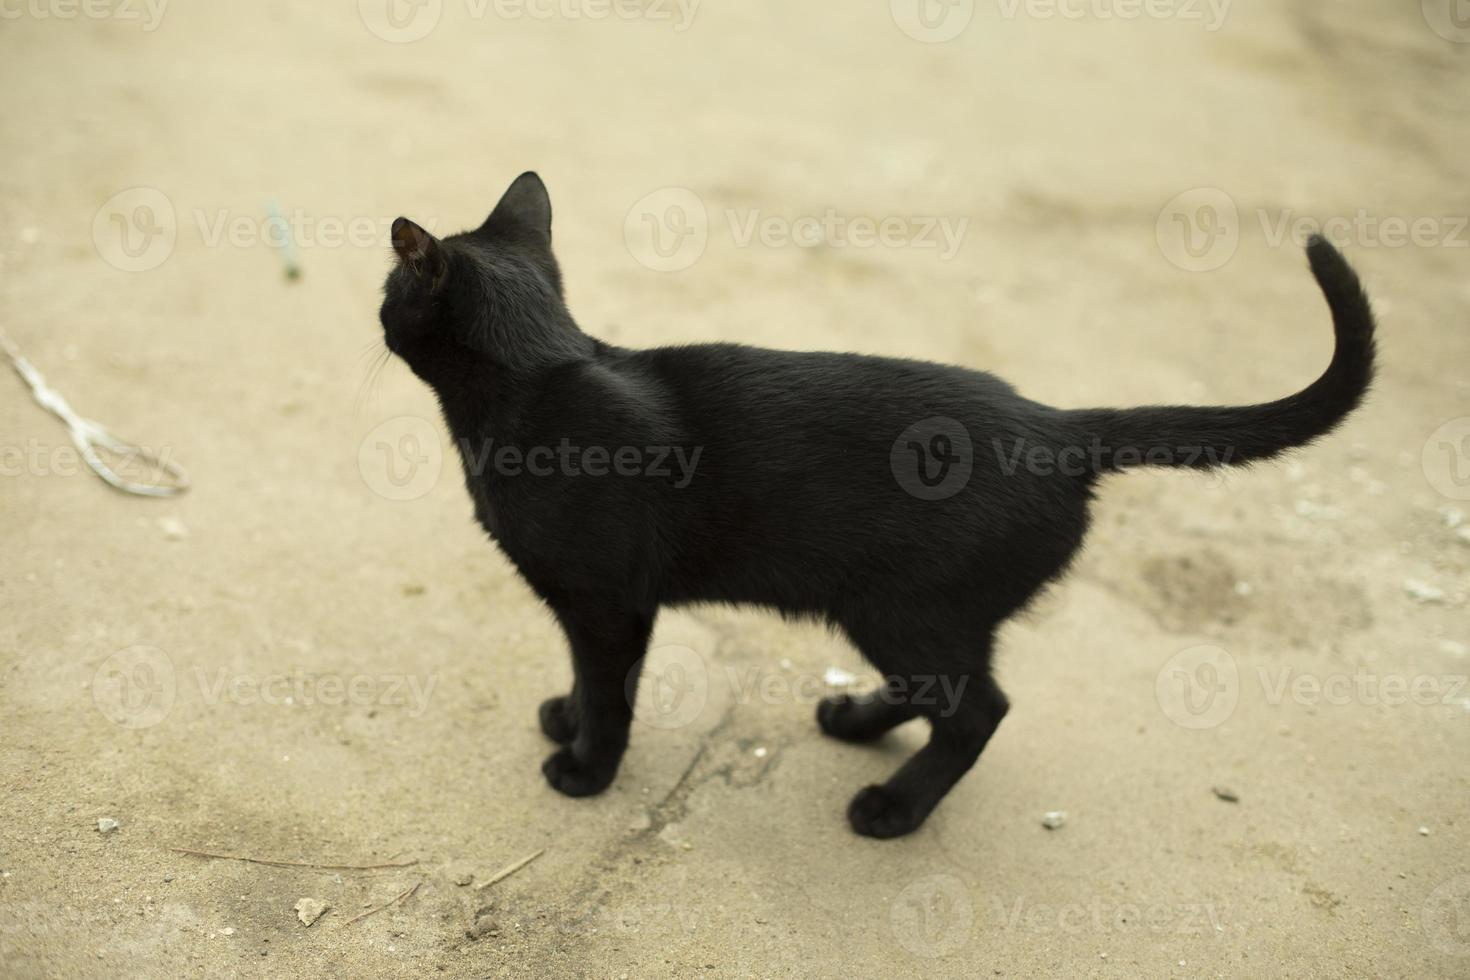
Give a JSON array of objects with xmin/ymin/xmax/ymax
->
[{"xmin": 379, "ymin": 172, "xmax": 587, "ymax": 387}]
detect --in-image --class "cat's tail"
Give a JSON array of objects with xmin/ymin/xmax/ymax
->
[{"xmin": 1064, "ymin": 236, "xmax": 1375, "ymax": 475}]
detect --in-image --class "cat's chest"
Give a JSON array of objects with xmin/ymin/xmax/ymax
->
[{"xmin": 463, "ymin": 470, "xmax": 502, "ymax": 540}]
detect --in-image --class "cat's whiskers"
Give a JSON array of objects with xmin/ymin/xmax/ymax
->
[{"xmin": 354, "ymin": 342, "xmax": 393, "ymax": 419}]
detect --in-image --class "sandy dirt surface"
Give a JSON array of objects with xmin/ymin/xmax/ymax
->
[{"xmin": 2, "ymin": 1, "xmax": 1468, "ymax": 977}]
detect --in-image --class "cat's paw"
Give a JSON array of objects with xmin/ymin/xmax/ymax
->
[
  {"xmin": 847, "ymin": 784, "xmax": 923, "ymax": 839},
  {"xmin": 538, "ymin": 696, "xmax": 578, "ymax": 744},
  {"xmin": 816, "ymin": 695, "xmax": 885, "ymax": 742},
  {"xmin": 541, "ymin": 747, "xmax": 615, "ymax": 798}
]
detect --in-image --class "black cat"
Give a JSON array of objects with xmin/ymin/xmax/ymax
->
[{"xmin": 377, "ymin": 173, "xmax": 1375, "ymax": 838}]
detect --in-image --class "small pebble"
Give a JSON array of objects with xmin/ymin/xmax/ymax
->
[
  {"xmin": 294, "ymin": 898, "xmax": 329, "ymax": 927},
  {"xmin": 823, "ymin": 666, "xmax": 858, "ymax": 687},
  {"xmin": 753, "ymin": 746, "xmax": 768, "ymax": 759},
  {"xmin": 453, "ymin": 872, "xmax": 474, "ymax": 887},
  {"xmin": 1418, "ymin": 826, "xmax": 1430, "ymax": 836},
  {"xmin": 1404, "ymin": 579, "xmax": 1445, "ymax": 603},
  {"xmin": 465, "ymin": 915, "xmax": 498, "ymax": 940},
  {"xmin": 1212, "ymin": 786, "xmax": 1240, "ymax": 803},
  {"xmin": 220, "ymin": 927, "xmax": 235, "ymax": 937},
  {"xmin": 97, "ymin": 818, "xmax": 120, "ymax": 834},
  {"xmin": 158, "ymin": 517, "xmax": 188, "ymax": 541},
  {"xmin": 1041, "ymin": 811, "xmax": 1067, "ymax": 830}
]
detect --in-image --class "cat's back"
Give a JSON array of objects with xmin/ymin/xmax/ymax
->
[{"xmin": 635, "ymin": 342, "xmax": 1031, "ymax": 426}]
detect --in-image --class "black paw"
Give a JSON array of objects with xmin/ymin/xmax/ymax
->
[
  {"xmin": 817, "ymin": 696, "xmax": 870, "ymax": 743},
  {"xmin": 538, "ymin": 696, "xmax": 577, "ymax": 745},
  {"xmin": 541, "ymin": 747, "xmax": 616, "ymax": 798},
  {"xmin": 847, "ymin": 784, "xmax": 923, "ymax": 839},
  {"xmin": 816, "ymin": 695, "xmax": 883, "ymax": 742}
]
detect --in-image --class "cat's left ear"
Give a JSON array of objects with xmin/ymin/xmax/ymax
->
[
  {"xmin": 391, "ymin": 217, "xmax": 446, "ymax": 282},
  {"xmin": 481, "ymin": 171, "xmax": 552, "ymax": 243}
]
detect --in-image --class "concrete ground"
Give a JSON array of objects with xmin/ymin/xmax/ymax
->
[{"xmin": 2, "ymin": 1, "xmax": 1468, "ymax": 977}]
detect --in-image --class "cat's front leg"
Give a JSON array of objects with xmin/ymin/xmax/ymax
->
[{"xmin": 540, "ymin": 598, "xmax": 654, "ymax": 797}]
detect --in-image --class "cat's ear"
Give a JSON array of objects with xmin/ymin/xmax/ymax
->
[
  {"xmin": 481, "ymin": 171, "xmax": 552, "ymax": 242},
  {"xmin": 391, "ymin": 217, "xmax": 446, "ymax": 281}
]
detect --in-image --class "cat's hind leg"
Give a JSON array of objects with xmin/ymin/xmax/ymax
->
[
  {"xmin": 833, "ymin": 610, "xmax": 1008, "ymax": 838},
  {"xmin": 816, "ymin": 680, "xmax": 921, "ymax": 742},
  {"xmin": 538, "ymin": 690, "xmax": 578, "ymax": 745},
  {"xmin": 846, "ymin": 666, "xmax": 1008, "ymax": 838}
]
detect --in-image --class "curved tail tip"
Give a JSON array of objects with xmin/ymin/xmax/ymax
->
[
  {"xmin": 1305, "ymin": 234, "xmax": 1361, "ymax": 291},
  {"xmin": 1306, "ymin": 233, "xmax": 1347, "ymax": 270}
]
